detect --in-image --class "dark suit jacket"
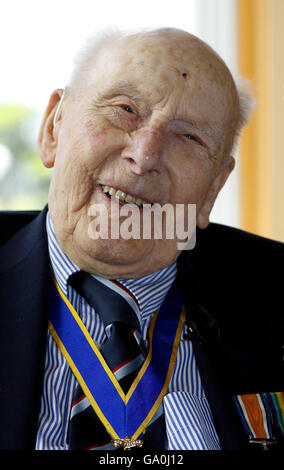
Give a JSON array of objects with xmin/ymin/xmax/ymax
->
[{"xmin": 0, "ymin": 207, "xmax": 283, "ymax": 450}]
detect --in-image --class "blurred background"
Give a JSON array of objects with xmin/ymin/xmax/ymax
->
[{"xmin": 0, "ymin": 0, "xmax": 283, "ymax": 241}]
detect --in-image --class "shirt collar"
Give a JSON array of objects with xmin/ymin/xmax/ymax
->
[{"xmin": 46, "ymin": 212, "xmax": 177, "ymax": 318}]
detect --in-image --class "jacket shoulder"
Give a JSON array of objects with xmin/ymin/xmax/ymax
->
[
  {"xmin": 0, "ymin": 211, "xmax": 40, "ymax": 246},
  {"xmin": 196, "ymin": 222, "xmax": 284, "ymax": 257},
  {"xmin": 179, "ymin": 222, "xmax": 284, "ymax": 292}
]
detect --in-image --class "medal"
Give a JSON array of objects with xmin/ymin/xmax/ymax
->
[
  {"xmin": 112, "ymin": 437, "xmax": 144, "ymax": 450},
  {"xmin": 233, "ymin": 392, "xmax": 284, "ymax": 449}
]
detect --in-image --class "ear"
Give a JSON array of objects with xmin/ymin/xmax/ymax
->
[
  {"xmin": 197, "ymin": 156, "xmax": 235, "ymax": 229},
  {"xmin": 37, "ymin": 88, "xmax": 65, "ymax": 168}
]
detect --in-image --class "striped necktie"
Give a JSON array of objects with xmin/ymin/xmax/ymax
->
[{"xmin": 67, "ymin": 271, "xmax": 166, "ymax": 450}]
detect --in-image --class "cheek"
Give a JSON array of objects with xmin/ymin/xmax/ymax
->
[
  {"xmin": 50, "ymin": 120, "xmax": 127, "ymax": 210},
  {"xmin": 85, "ymin": 121, "xmax": 109, "ymax": 149},
  {"xmin": 57, "ymin": 119, "xmax": 124, "ymax": 173},
  {"xmin": 172, "ymin": 157, "xmax": 213, "ymax": 205},
  {"xmin": 85, "ymin": 120, "xmax": 125, "ymax": 167}
]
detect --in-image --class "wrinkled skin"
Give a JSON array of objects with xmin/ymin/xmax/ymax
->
[{"xmin": 38, "ymin": 28, "xmax": 238, "ymax": 279}]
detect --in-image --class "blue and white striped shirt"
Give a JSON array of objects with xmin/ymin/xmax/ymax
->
[{"xmin": 35, "ymin": 213, "xmax": 220, "ymax": 450}]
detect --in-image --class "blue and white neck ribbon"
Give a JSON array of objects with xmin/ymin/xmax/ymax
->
[{"xmin": 48, "ymin": 276, "xmax": 185, "ymax": 444}]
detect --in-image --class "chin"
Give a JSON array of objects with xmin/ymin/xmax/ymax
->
[
  {"xmin": 76, "ymin": 235, "xmax": 152, "ymax": 273},
  {"xmin": 92, "ymin": 237, "xmax": 151, "ymax": 262},
  {"xmin": 75, "ymin": 235, "xmax": 178, "ymax": 279}
]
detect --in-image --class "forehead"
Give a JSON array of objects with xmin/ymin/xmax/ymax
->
[{"xmin": 86, "ymin": 31, "xmax": 237, "ymax": 125}]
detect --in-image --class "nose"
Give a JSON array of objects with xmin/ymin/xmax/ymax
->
[{"xmin": 121, "ymin": 127, "xmax": 164, "ymax": 175}]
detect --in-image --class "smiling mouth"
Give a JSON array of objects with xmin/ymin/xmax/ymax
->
[{"xmin": 101, "ymin": 185, "xmax": 154, "ymax": 207}]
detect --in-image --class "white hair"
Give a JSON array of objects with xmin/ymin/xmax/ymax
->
[
  {"xmin": 67, "ymin": 27, "xmax": 256, "ymax": 152},
  {"xmin": 231, "ymin": 75, "xmax": 257, "ymax": 151},
  {"xmin": 68, "ymin": 26, "xmax": 151, "ymax": 94},
  {"xmin": 68, "ymin": 27, "xmax": 122, "ymax": 92}
]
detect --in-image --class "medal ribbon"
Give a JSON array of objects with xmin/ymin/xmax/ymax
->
[
  {"xmin": 233, "ymin": 392, "xmax": 284, "ymax": 440},
  {"xmin": 265, "ymin": 392, "xmax": 284, "ymax": 437},
  {"xmin": 48, "ymin": 276, "xmax": 185, "ymax": 441}
]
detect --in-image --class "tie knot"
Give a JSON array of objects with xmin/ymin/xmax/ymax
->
[{"xmin": 68, "ymin": 271, "xmax": 141, "ymax": 332}]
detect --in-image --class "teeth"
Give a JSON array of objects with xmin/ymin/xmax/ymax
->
[
  {"xmin": 101, "ymin": 185, "xmax": 151, "ymax": 207},
  {"xmin": 125, "ymin": 194, "xmax": 134, "ymax": 203},
  {"xmin": 115, "ymin": 190, "xmax": 126, "ymax": 201},
  {"xmin": 108, "ymin": 187, "xmax": 116, "ymax": 196}
]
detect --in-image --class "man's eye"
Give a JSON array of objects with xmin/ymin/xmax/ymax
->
[
  {"xmin": 120, "ymin": 105, "xmax": 134, "ymax": 114},
  {"xmin": 183, "ymin": 134, "xmax": 200, "ymax": 144}
]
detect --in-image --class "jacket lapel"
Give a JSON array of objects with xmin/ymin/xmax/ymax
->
[
  {"xmin": 189, "ymin": 334, "xmax": 250, "ymax": 450},
  {"xmin": 0, "ymin": 208, "xmax": 50, "ymax": 449},
  {"xmin": 177, "ymin": 249, "xmax": 251, "ymax": 450}
]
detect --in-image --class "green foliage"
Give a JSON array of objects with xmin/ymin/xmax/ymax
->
[
  {"xmin": 0, "ymin": 105, "xmax": 33, "ymax": 130},
  {"xmin": 0, "ymin": 104, "xmax": 50, "ymax": 210}
]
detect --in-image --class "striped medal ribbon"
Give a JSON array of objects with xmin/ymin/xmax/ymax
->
[
  {"xmin": 265, "ymin": 392, "xmax": 284, "ymax": 439},
  {"xmin": 48, "ymin": 275, "xmax": 186, "ymax": 448},
  {"xmin": 233, "ymin": 392, "xmax": 284, "ymax": 449}
]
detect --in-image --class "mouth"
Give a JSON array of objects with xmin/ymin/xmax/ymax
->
[{"xmin": 100, "ymin": 184, "xmax": 154, "ymax": 208}]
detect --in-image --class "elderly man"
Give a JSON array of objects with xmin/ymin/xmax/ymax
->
[{"xmin": 0, "ymin": 27, "xmax": 283, "ymax": 451}]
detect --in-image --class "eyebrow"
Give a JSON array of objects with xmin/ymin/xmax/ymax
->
[
  {"xmin": 188, "ymin": 120, "xmax": 220, "ymax": 138},
  {"xmin": 174, "ymin": 117, "xmax": 220, "ymax": 139},
  {"xmin": 97, "ymin": 81, "xmax": 143, "ymax": 101}
]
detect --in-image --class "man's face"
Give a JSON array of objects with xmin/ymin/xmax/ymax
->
[{"xmin": 39, "ymin": 30, "xmax": 238, "ymax": 278}]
